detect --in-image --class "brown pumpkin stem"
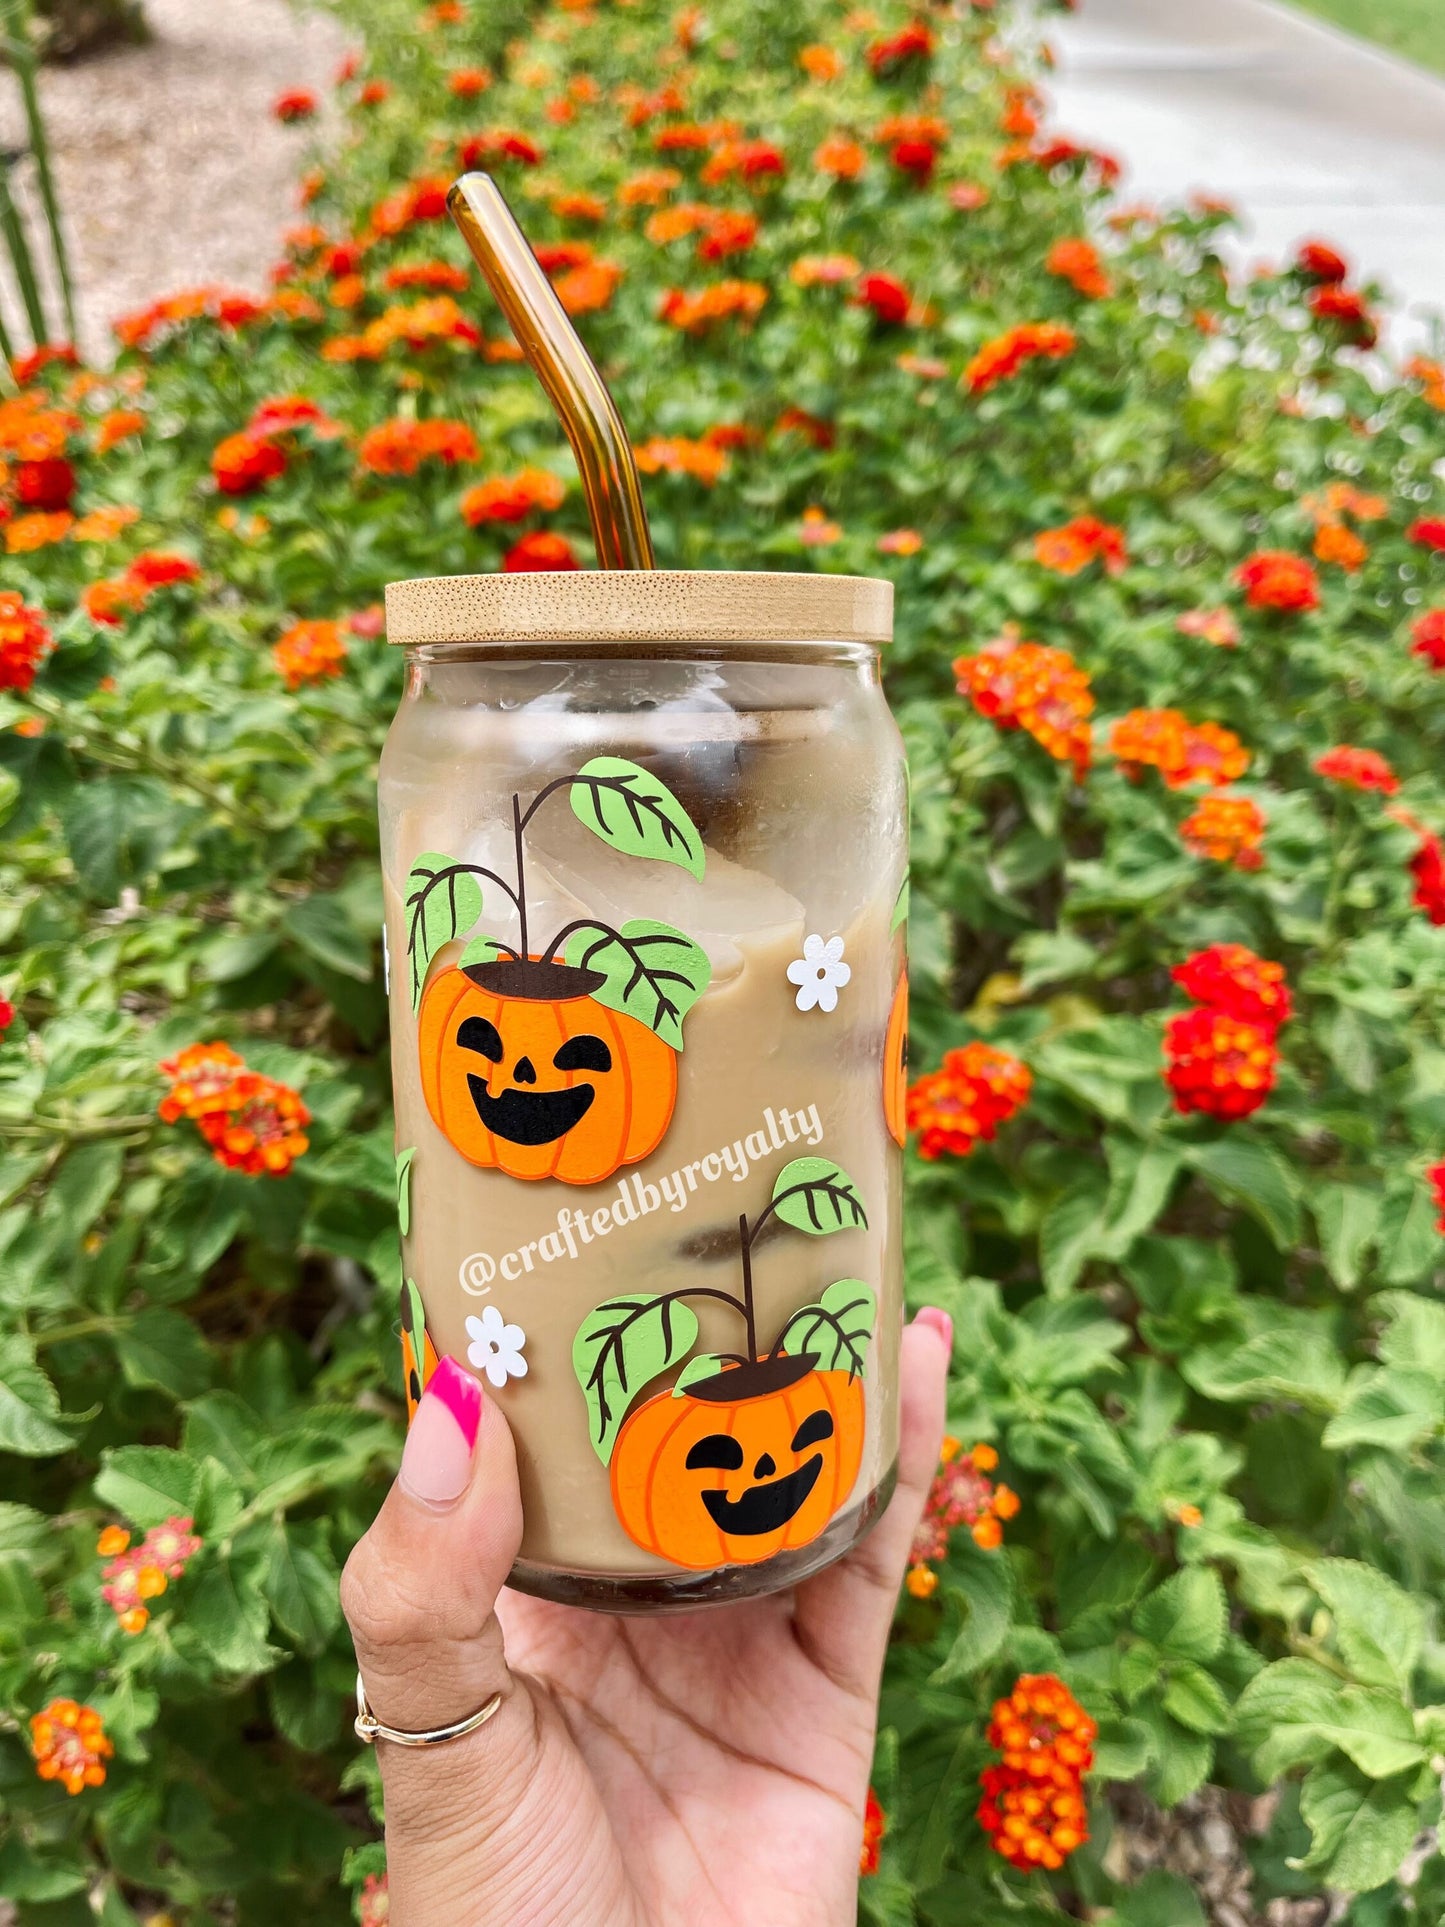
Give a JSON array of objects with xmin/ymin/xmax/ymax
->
[
  {"xmin": 738, "ymin": 1214, "xmax": 759, "ymax": 1363},
  {"xmin": 512, "ymin": 792, "xmax": 530, "ymax": 961}
]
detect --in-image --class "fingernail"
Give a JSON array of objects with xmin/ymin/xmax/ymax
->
[
  {"xmin": 400, "ymin": 1356, "xmax": 484, "ymax": 1508},
  {"xmin": 913, "ymin": 1306, "xmax": 953, "ymax": 1354}
]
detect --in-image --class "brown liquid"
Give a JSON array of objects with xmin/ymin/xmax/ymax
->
[{"xmin": 381, "ymin": 650, "xmax": 905, "ymax": 1594}]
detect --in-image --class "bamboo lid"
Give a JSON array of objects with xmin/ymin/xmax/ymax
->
[{"xmin": 384, "ymin": 569, "xmax": 893, "ymax": 647}]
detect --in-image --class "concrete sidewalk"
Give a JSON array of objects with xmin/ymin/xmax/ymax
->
[{"xmin": 1045, "ymin": 0, "xmax": 1445, "ymax": 352}]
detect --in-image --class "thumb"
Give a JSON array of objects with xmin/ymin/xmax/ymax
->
[{"xmin": 340, "ymin": 1356, "xmax": 537, "ymax": 1874}]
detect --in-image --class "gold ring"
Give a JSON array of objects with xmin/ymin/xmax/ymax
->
[{"xmin": 354, "ymin": 1672, "xmax": 504, "ymax": 1748}]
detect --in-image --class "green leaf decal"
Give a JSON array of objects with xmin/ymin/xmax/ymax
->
[
  {"xmin": 400, "ymin": 1278, "xmax": 427, "ymax": 1351},
  {"xmin": 768, "ymin": 1157, "xmax": 868, "ymax": 1235},
  {"xmin": 891, "ymin": 874, "xmax": 909, "ymax": 932},
  {"xmin": 395, "ymin": 1147, "xmax": 415, "ymax": 1239},
  {"xmin": 404, "ymin": 852, "xmax": 485, "ymax": 1010},
  {"xmin": 573, "ymin": 1293, "xmax": 699, "ymax": 1463},
  {"xmin": 569, "ymin": 757, "xmax": 705, "ymax": 878},
  {"xmin": 774, "ymin": 1280, "xmax": 876, "ymax": 1378},
  {"xmin": 672, "ymin": 1353, "xmax": 734, "ymax": 1397},
  {"xmin": 562, "ymin": 919, "xmax": 711, "ymax": 1049},
  {"xmin": 459, "ymin": 933, "xmax": 515, "ymax": 970}
]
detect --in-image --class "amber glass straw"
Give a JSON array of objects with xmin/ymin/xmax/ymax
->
[{"xmin": 447, "ymin": 172, "xmax": 655, "ymax": 570}]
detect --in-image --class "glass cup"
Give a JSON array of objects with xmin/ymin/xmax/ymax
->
[{"xmin": 379, "ymin": 570, "xmax": 908, "ymax": 1610}]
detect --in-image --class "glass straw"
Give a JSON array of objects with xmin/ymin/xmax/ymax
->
[{"xmin": 447, "ymin": 171, "xmax": 656, "ymax": 571}]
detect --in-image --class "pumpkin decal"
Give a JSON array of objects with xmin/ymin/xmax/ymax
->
[
  {"xmin": 611, "ymin": 1354, "xmax": 866, "ymax": 1569},
  {"xmin": 883, "ymin": 969, "xmax": 908, "ymax": 1147},
  {"xmin": 400, "ymin": 1277, "xmax": 439, "ymax": 1425},
  {"xmin": 574, "ymin": 1154, "xmax": 876, "ymax": 1570},
  {"xmin": 418, "ymin": 959, "xmax": 677, "ymax": 1184},
  {"xmin": 401, "ymin": 758, "xmax": 710, "ymax": 1186}
]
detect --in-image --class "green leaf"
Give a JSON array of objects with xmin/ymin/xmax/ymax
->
[
  {"xmin": 264, "ymin": 1529, "xmax": 341, "ymax": 1656},
  {"xmin": 573, "ymin": 1292, "xmax": 700, "ymax": 1463},
  {"xmin": 94, "ymin": 1446, "xmax": 200, "ymax": 1527},
  {"xmin": 1298, "ymin": 1759, "xmax": 1420, "ymax": 1893},
  {"xmin": 49, "ymin": 1141, "xmax": 124, "ymax": 1239},
  {"xmin": 569, "ymin": 756, "xmax": 704, "ymax": 878},
  {"xmin": 1133, "ymin": 1566, "xmax": 1227, "ymax": 1661},
  {"xmin": 1314, "ymin": 1688, "xmax": 1428, "ymax": 1779},
  {"xmin": 890, "ymin": 875, "xmax": 909, "ymax": 932},
  {"xmin": 1161, "ymin": 1661, "xmax": 1232, "ymax": 1735},
  {"xmin": 563, "ymin": 918, "xmax": 710, "ymax": 1049},
  {"xmin": 1234, "ymin": 1658, "xmax": 1344, "ymax": 1780},
  {"xmin": 284, "ymin": 893, "xmax": 373, "ymax": 982},
  {"xmin": 115, "ymin": 1307, "xmax": 213, "ymax": 1399},
  {"xmin": 1377, "ymin": 1181, "xmax": 1440, "ymax": 1286},
  {"xmin": 187, "ymin": 1555, "xmax": 276, "ymax": 1675},
  {"xmin": 1038, "ymin": 1175, "xmax": 1106, "ymax": 1298},
  {"xmin": 932, "ymin": 1536, "xmax": 1015, "ymax": 1681},
  {"xmin": 403, "ymin": 853, "xmax": 485, "ymax": 1010},
  {"xmin": 672, "ymin": 1353, "xmax": 732, "ymax": 1396},
  {"xmin": 1314, "ymin": 1183, "xmax": 1380, "ymax": 1290},
  {"xmin": 767, "ymin": 1157, "xmax": 868, "ymax": 1236},
  {"xmin": 1306, "ymin": 1560, "xmax": 1424, "ymax": 1693},
  {"xmin": 1185, "ymin": 1138, "xmax": 1302, "ymax": 1249},
  {"xmin": 773, "ymin": 1279, "xmax": 876, "ymax": 1377},
  {"xmin": 1322, "ymin": 1366, "xmax": 1443, "ymax": 1452},
  {"xmin": 1375, "ymin": 1290, "xmax": 1445, "ymax": 1377},
  {"xmin": 0, "ymin": 1337, "xmax": 72, "ymax": 1457},
  {"xmin": 395, "ymin": 1147, "xmax": 415, "ymax": 1238},
  {"xmin": 1114, "ymin": 1872, "xmax": 1207, "ymax": 1927}
]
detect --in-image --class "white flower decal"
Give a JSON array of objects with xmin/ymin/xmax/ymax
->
[
  {"xmin": 786, "ymin": 933, "xmax": 852, "ymax": 1014},
  {"xmin": 465, "ymin": 1306, "xmax": 528, "ymax": 1388},
  {"xmin": 382, "ymin": 920, "xmax": 391, "ymax": 995}
]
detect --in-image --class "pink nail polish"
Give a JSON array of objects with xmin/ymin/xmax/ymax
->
[
  {"xmin": 400, "ymin": 1356, "xmax": 484, "ymax": 1507},
  {"xmin": 913, "ymin": 1305, "xmax": 953, "ymax": 1353}
]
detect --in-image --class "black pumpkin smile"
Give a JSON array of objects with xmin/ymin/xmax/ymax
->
[
  {"xmin": 698, "ymin": 1454, "xmax": 824, "ymax": 1536},
  {"xmin": 467, "ymin": 1076, "xmax": 596, "ymax": 1146}
]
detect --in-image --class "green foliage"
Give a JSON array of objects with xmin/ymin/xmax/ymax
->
[{"xmin": 0, "ymin": 0, "xmax": 1443, "ymax": 1919}]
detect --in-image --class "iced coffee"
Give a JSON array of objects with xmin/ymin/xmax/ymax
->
[{"xmin": 380, "ymin": 569, "xmax": 907, "ymax": 1610}]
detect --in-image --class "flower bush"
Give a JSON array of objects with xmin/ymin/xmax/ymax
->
[{"xmin": 1, "ymin": 0, "xmax": 1444, "ymax": 1920}]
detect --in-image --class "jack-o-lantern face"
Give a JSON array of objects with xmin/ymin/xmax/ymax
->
[
  {"xmin": 418, "ymin": 960, "xmax": 678, "ymax": 1185},
  {"xmin": 399, "ymin": 1278, "xmax": 439, "ymax": 1426},
  {"xmin": 610, "ymin": 1353, "xmax": 866, "ymax": 1569},
  {"xmin": 883, "ymin": 970, "xmax": 909, "ymax": 1147}
]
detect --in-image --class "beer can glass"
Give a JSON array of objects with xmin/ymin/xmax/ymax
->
[{"xmin": 379, "ymin": 569, "xmax": 908, "ymax": 1610}]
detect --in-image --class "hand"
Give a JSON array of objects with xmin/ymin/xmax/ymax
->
[{"xmin": 341, "ymin": 1308, "xmax": 951, "ymax": 1927}]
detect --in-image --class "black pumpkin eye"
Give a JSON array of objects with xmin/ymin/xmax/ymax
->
[
  {"xmin": 554, "ymin": 1033, "xmax": 612, "ymax": 1075},
  {"xmin": 685, "ymin": 1433, "xmax": 745, "ymax": 1471},
  {"xmin": 457, "ymin": 1015, "xmax": 503, "ymax": 1060},
  {"xmin": 791, "ymin": 1410, "xmax": 835, "ymax": 1453}
]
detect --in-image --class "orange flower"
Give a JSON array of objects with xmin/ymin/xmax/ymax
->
[
  {"xmin": 1313, "ymin": 521, "xmax": 1368, "ymax": 572},
  {"xmin": 1033, "ymin": 514, "xmax": 1127, "ymax": 577},
  {"xmin": 5, "ymin": 510, "xmax": 73, "ymax": 552},
  {"xmin": 799, "ymin": 506, "xmax": 841, "ymax": 546},
  {"xmin": 448, "ymin": 65, "xmax": 492, "ymax": 95},
  {"xmin": 0, "ymin": 593, "xmax": 52, "ymax": 692},
  {"xmin": 504, "ymin": 530, "xmax": 580, "ymax": 571},
  {"xmin": 908, "ymin": 1438, "xmax": 1020, "ymax": 1592},
  {"xmin": 618, "ymin": 168, "xmax": 683, "ymax": 207},
  {"xmin": 1180, "ymin": 793, "xmax": 1265, "ymax": 869},
  {"xmin": 553, "ymin": 260, "xmax": 623, "ymax": 315},
  {"xmin": 273, "ymin": 619, "xmax": 349, "ymax": 689},
  {"xmin": 906, "ymin": 1043, "xmax": 1031, "ymax": 1160},
  {"xmin": 800, "ymin": 43, "xmax": 845, "ymax": 82},
  {"xmin": 1046, "ymin": 236, "xmax": 1112, "ymax": 299},
  {"xmin": 1303, "ymin": 481, "xmax": 1388, "ymax": 525},
  {"xmin": 357, "ymin": 417, "xmax": 478, "ymax": 476},
  {"xmin": 697, "ymin": 210, "xmax": 758, "ymax": 262},
  {"xmin": 965, "ymin": 321, "xmax": 1075, "ymax": 396},
  {"xmin": 460, "ymin": 467, "xmax": 566, "ymax": 525},
  {"xmin": 1177, "ymin": 607, "xmax": 1240, "ymax": 648},
  {"xmin": 633, "ymin": 436, "xmax": 728, "ymax": 484},
  {"xmin": 552, "ymin": 190, "xmax": 607, "ymax": 222},
  {"xmin": 211, "ymin": 431, "xmax": 286, "ymax": 496},
  {"xmin": 700, "ymin": 139, "xmax": 785, "ymax": 187},
  {"xmin": 1236, "ymin": 549, "xmax": 1320, "ymax": 613},
  {"xmin": 70, "ymin": 504, "xmax": 141, "ymax": 544},
  {"xmin": 860, "ymin": 1788, "xmax": 886, "ymax": 1876},
  {"xmin": 95, "ymin": 408, "xmax": 146, "ymax": 454},
  {"xmin": 774, "ymin": 407, "xmax": 834, "ymax": 448},
  {"xmin": 1407, "ymin": 355, "xmax": 1445, "ymax": 410},
  {"xmin": 382, "ymin": 260, "xmax": 469, "ymax": 294},
  {"xmin": 979, "ymin": 1676, "xmax": 1095, "ymax": 1872},
  {"xmin": 878, "ymin": 529, "xmax": 923, "ymax": 556},
  {"xmin": 100, "ymin": 1513, "xmax": 201, "ymax": 1630},
  {"xmin": 954, "ymin": 635, "xmax": 1094, "ymax": 776},
  {"xmin": 658, "ymin": 281, "xmax": 768, "ymax": 332},
  {"xmin": 30, "ymin": 1699, "xmax": 114, "ymax": 1796},
  {"xmin": 0, "ymin": 393, "xmax": 79, "ymax": 460},
  {"xmin": 1109, "ymin": 708, "xmax": 1248, "ymax": 789},
  {"xmin": 949, "ymin": 181, "xmax": 991, "ymax": 212},
  {"xmin": 789, "ymin": 254, "xmax": 860, "ymax": 288},
  {"xmin": 813, "ymin": 134, "xmax": 866, "ymax": 180},
  {"xmin": 1314, "ymin": 745, "xmax": 1399, "ymax": 796},
  {"xmin": 82, "ymin": 577, "xmax": 147, "ymax": 627},
  {"xmin": 645, "ymin": 203, "xmax": 709, "ymax": 245}
]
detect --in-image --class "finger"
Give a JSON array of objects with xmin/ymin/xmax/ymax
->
[
  {"xmin": 790, "ymin": 1306, "xmax": 950, "ymax": 1701},
  {"xmin": 340, "ymin": 1357, "xmax": 536, "ymax": 1850}
]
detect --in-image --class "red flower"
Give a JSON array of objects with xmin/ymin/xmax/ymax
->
[
  {"xmin": 9, "ymin": 342, "xmax": 78, "ymax": 384},
  {"xmin": 1309, "ymin": 283, "xmax": 1377, "ymax": 349},
  {"xmin": 15, "ymin": 457, "xmax": 76, "ymax": 511},
  {"xmin": 860, "ymin": 1788, "xmax": 886, "ymax": 1876},
  {"xmin": 1172, "ymin": 943, "xmax": 1293, "ymax": 1029},
  {"xmin": 965, "ymin": 321, "xmax": 1075, "ymax": 395},
  {"xmin": 1296, "ymin": 240, "xmax": 1348, "ymax": 283},
  {"xmin": 1034, "ymin": 514, "xmax": 1127, "ymax": 577},
  {"xmin": 358, "ymin": 79, "xmax": 390, "ymax": 106},
  {"xmin": 955, "ymin": 635, "xmax": 1094, "ymax": 776},
  {"xmin": 1164, "ymin": 1008, "xmax": 1280, "ymax": 1119},
  {"xmin": 1046, "ymin": 237, "xmax": 1112, "ymax": 300},
  {"xmin": 1235, "ymin": 549, "xmax": 1320, "ymax": 613},
  {"xmin": 866, "ymin": 20, "xmax": 933, "ymax": 75},
  {"xmin": 1109, "ymin": 709, "xmax": 1249, "ymax": 789},
  {"xmin": 503, "ymin": 531, "xmax": 580, "ymax": 571},
  {"xmin": 906, "ymin": 1043, "xmax": 1032, "ymax": 1159},
  {"xmin": 909, "ymin": 1439, "xmax": 1020, "ymax": 1590},
  {"xmin": 1409, "ymin": 830, "xmax": 1445, "ymax": 924},
  {"xmin": 273, "ymin": 89, "xmax": 318, "ymax": 122},
  {"xmin": 211, "ymin": 431, "xmax": 287, "ymax": 496},
  {"xmin": 460, "ymin": 468, "xmax": 565, "ymax": 526},
  {"xmin": 1409, "ymin": 518, "xmax": 1445, "ymax": 551},
  {"xmin": 1314, "ymin": 745, "xmax": 1399, "ymax": 796},
  {"xmin": 0, "ymin": 592, "xmax": 53, "ymax": 692},
  {"xmin": 854, "ymin": 272, "xmax": 911, "ymax": 326},
  {"xmin": 0, "ymin": 998, "xmax": 14, "ymax": 1033},
  {"xmin": 1411, "ymin": 609, "xmax": 1445, "ymax": 668},
  {"xmin": 127, "ymin": 551, "xmax": 201, "ymax": 589}
]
